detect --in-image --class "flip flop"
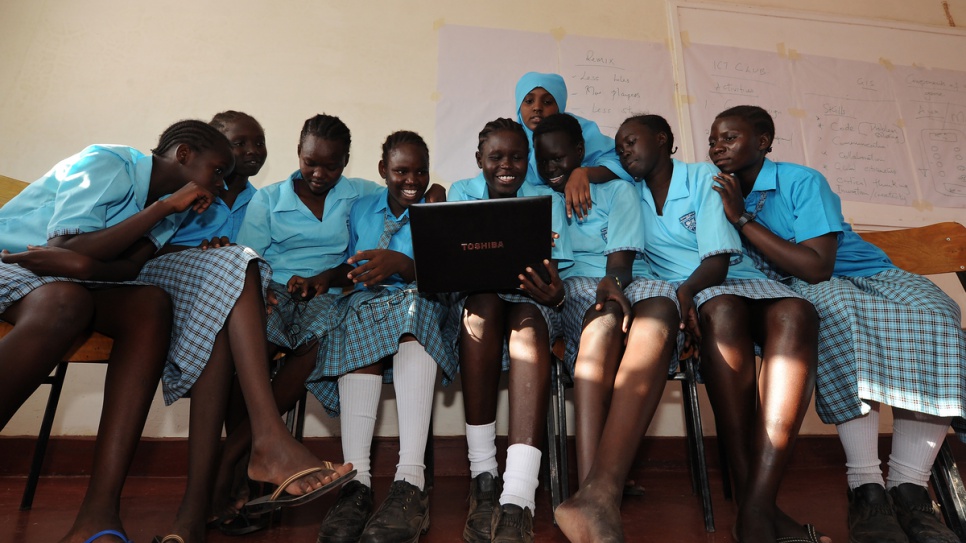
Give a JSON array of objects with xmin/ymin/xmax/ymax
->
[
  {"xmin": 245, "ymin": 463, "xmax": 356, "ymax": 514},
  {"xmin": 84, "ymin": 531, "xmax": 132, "ymax": 543},
  {"xmin": 152, "ymin": 536, "xmax": 185, "ymax": 543},
  {"xmin": 776, "ymin": 524, "xmax": 826, "ymax": 543},
  {"xmin": 217, "ymin": 506, "xmax": 277, "ymax": 536}
]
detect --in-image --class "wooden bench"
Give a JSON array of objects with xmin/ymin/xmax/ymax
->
[{"xmin": 859, "ymin": 221, "xmax": 966, "ymax": 539}]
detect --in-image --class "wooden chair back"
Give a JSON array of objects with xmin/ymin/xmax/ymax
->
[{"xmin": 858, "ymin": 222, "xmax": 966, "ymax": 288}]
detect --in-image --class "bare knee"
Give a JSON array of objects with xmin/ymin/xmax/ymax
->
[
  {"xmin": 8, "ymin": 282, "xmax": 94, "ymax": 333},
  {"xmin": 581, "ymin": 302, "xmax": 623, "ymax": 336},
  {"xmin": 633, "ymin": 297, "xmax": 679, "ymax": 332},
  {"xmin": 462, "ymin": 293, "xmax": 502, "ymax": 339},
  {"xmin": 699, "ymin": 295, "xmax": 748, "ymax": 341}
]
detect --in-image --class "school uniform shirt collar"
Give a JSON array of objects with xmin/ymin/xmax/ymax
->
[
  {"xmin": 751, "ymin": 158, "xmax": 778, "ymax": 192},
  {"xmin": 666, "ymin": 158, "xmax": 692, "ymax": 202},
  {"xmin": 370, "ymin": 191, "xmax": 416, "ymax": 221},
  {"xmin": 274, "ymin": 171, "xmax": 356, "ymax": 213},
  {"xmin": 133, "ymin": 152, "xmax": 154, "ymax": 209}
]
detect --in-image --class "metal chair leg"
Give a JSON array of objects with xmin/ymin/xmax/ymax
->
[
  {"xmin": 682, "ymin": 358, "xmax": 715, "ymax": 532},
  {"xmin": 930, "ymin": 438, "xmax": 966, "ymax": 540},
  {"xmin": 21, "ymin": 362, "xmax": 69, "ymax": 511}
]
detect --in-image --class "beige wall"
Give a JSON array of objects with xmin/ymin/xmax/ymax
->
[{"xmin": 1, "ymin": 0, "xmax": 964, "ymax": 439}]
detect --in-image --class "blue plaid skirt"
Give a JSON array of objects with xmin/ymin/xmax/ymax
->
[
  {"xmin": 561, "ymin": 276, "xmax": 682, "ymax": 375},
  {"xmin": 265, "ymin": 281, "xmax": 340, "ymax": 351},
  {"xmin": 787, "ymin": 269, "xmax": 966, "ymax": 428},
  {"xmin": 137, "ymin": 246, "xmax": 271, "ymax": 405},
  {"xmin": 305, "ymin": 285, "xmax": 456, "ymax": 416},
  {"xmin": 448, "ymin": 290, "xmax": 562, "ymax": 372},
  {"xmin": 0, "ymin": 261, "xmax": 148, "ymax": 314}
]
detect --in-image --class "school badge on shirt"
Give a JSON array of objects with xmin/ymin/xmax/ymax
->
[
  {"xmin": 678, "ymin": 212, "xmax": 696, "ymax": 233},
  {"xmin": 600, "ymin": 226, "xmax": 608, "ymax": 243}
]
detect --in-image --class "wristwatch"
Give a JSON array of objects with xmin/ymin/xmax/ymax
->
[
  {"xmin": 610, "ymin": 275, "xmax": 624, "ymax": 290},
  {"xmin": 733, "ymin": 212, "xmax": 754, "ymax": 231}
]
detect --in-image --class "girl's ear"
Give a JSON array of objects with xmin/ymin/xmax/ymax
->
[
  {"xmin": 378, "ymin": 159, "xmax": 387, "ymax": 180},
  {"xmin": 475, "ymin": 150, "xmax": 483, "ymax": 169},
  {"xmin": 758, "ymin": 132, "xmax": 773, "ymax": 153},
  {"xmin": 656, "ymin": 131, "xmax": 668, "ymax": 148},
  {"xmin": 343, "ymin": 153, "xmax": 351, "ymax": 167},
  {"xmin": 175, "ymin": 143, "xmax": 191, "ymax": 165},
  {"xmin": 296, "ymin": 143, "xmax": 302, "ymax": 159},
  {"xmin": 576, "ymin": 142, "xmax": 586, "ymax": 163}
]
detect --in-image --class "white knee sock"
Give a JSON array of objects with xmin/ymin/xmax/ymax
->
[
  {"xmin": 466, "ymin": 422, "xmax": 499, "ymax": 479},
  {"xmin": 887, "ymin": 408, "xmax": 952, "ymax": 489},
  {"xmin": 392, "ymin": 341, "xmax": 438, "ymax": 491},
  {"xmin": 338, "ymin": 373, "xmax": 382, "ymax": 488},
  {"xmin": 500, "ymin": 443, "xmax": 541, "ymax": 513},
  {"xmin": 836, "ymin": 403, "xmax": 884, "ymax": 489}
]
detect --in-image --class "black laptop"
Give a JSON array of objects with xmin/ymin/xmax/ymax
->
[{"xmin": 409, "ymin": 196, "xmax": 552, "ymax": 293}]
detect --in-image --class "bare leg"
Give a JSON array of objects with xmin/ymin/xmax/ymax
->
[
  {"xmin": 229, "ymin": 263, "xmax": 351, "ymax": 495},
  {"xmin": 460, "ymin": 294, "xmax": 505, "ymax": 426},
  {"xmin": 60, "ymin": 285, "xmax": 172, "ymax": 543},
  {"xmin": 738, "ymin": 298, "xmax": 818, "ymax": 543},
  {"xmin": 0, "ymin": 282, "xmax": 94, "ymax": 427},
  {"xmin": 572, "ymin": 302, "xmax": 625, "ymax": 485},
  {"xmin": 555, "ymin": 298, "xmax": 678, "ymax": 543},
  {"xmin": 505, "ymin": 302, "xmax": 551, "ymax": 450}
]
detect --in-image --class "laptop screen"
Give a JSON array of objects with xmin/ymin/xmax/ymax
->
[{"xmin": 410, "ymin": 196, "xmax": 552, "ymax": 293}]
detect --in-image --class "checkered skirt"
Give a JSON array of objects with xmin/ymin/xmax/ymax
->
[
  {"xmin": 137, "ymin": 245, "xmax": 271, "ymax": 405},
  {"xmin": 448, "ymin": 291, "xmax": 562, "ymax": 372},
  {"xmin": 560, "ymin": 276, "xmax": 683, "ymax": 374},
  {"xmin": 0, "ymin": 261, "xmax": 148, "ymax": 314},
  {"xmin": 786, "ymin": 269, "xmax": 966, "ymax": 427},
  {"xmin": 690, "ymin": 277, "xmax": 804, "ymax": 307},
  {"xmin": 264, "ymin": 281, "xmax": 339, "ymax": 351},
  {"xmin": 305, "ymin": 285, "xmax": 456, "ymax": 416}
]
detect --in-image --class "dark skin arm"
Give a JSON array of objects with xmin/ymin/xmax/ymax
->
[
  {"xmin": 2, "ymin": 238, "xmax": 159, "ymax": 281},
  {"xmin": 519, "ymin": 259, "xmax": 565, "ymax": 307},
  {"xmin": 48, "ymin": 182, "xmax": 215, "ymax": 261},
  {"xmin": 287, "ymin": 263, "xmax": 354, "ymax": 300},
  {"xmin": 713, "ymin": 172, "xmax": 837, "ymax": 284},
  {"xmin": 677, "ymin": 253, "xmax": 729, "ymax": 341},
  {"xmin": 154, "ymin": 236, "xmax": 233, "ymax": 256},
  {"xmin": 565, "ymin": 165, "xmax": 620, "ymax": 220},
  {"xmin": 595, "ymin": 250, "xmax": 635, "ymax": 333},
  {"xmin": 346, "ymin": 249, "xmax": 414, "ymax": 287}
]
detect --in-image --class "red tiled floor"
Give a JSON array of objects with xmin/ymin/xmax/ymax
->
[{"xmin": 2, "ymin": 468, "xmax": 856, "ymax": 543}]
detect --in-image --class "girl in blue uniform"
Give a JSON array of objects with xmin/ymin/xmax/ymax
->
[
  {"xmin": 607, "ymin": 114, "xmax": 822, "ymax": 543},
  {"xmin": 309, "ymin": 131, "xmax": 456, "ymax": 543},
  {"xmin": 133, "ymin": 114, "xmax": 353, "ymax": 543},
  {"xmin": 531, "ymin": 114, "xmax": 682, "ymax": 541},
  {"xmin": 167, "ymin": 111, "xmax": 265, "ymax": 249},
  {"xmin": 0, "ymin": 120, "xmax": 224, "ymax": 543},
  {"xmin": 451, "ymin": 118, "xmax": 572, "ymax": 543},
  {"xmin": 711, "ymin": 105, "xmax": 965, "ymax": 543},
  {"xmin": 515, "ymin": 72, "xmax": 633, "ymax": 219}
]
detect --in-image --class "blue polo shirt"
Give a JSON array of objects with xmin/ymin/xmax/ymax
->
[
  {"xmin": 744, "ymin": 159, "xmax": 894, "ymax": 277},
  {"xmin": 347, "ymin": 188, "xmax": 420, "ymax": 291},
  {"xmin": 448, "ymin": 171, "xmax": 574, "ymax": 268},
  {"xmin": 632, "ymin": 158, "xmax": 765, "ymax": 282},
  {"xmin": 559, "ymin": 179, "xmax": 646, "ymax": 279},
  {"xmin": 237, "ymin": 171, "xmax": 381, "ymax": 286},
  {"xmin": 169, "ymin": 181, "xmax": 257, "ymax": 245},
  {"xmin": 0, "ymin": 144, "xmax": 185, "ymax": 253}
]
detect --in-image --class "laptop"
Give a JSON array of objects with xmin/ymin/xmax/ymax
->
[{"xmin": 410, "ymin": 196, "xmax": 552, "ymax": 293}]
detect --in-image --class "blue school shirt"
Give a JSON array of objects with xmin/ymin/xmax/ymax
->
[
  {"xmin": 743, "ymin": 159, "xmax": 894, "ymax": 278},
  {"xmin": 0, "ymin": 145, "xmax": 185, "ymax": 253},
  {"xmin": 168, "ymin": 181, "xmax": 257, "ymax": 245},
  {"xmin": 236, "ymin": 171, "xmax": 381, "ymax": 286},
  {"xmin": 347, "ymin": 188, "xmax": 419, "ymax": 291},
  {"xmin": 514, "ymin": 72, "xmax": 633, "ymax": 185},
  {"xmin": 632, "ymin": 158, "xmax": 766, "ymax": 282},
  {"xmin": 558, "ymin": 180, "xmax": 647, "ymax": 279},
  {"xmin": 447, "ymin": 171, "xmax": 574, "ymax": 268}
]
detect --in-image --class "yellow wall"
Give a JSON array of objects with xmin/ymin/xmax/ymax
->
[{"xmin": 1, "ymin": 0, "xmax": 963, "ymax": 438}]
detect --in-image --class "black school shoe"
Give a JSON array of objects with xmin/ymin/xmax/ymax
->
[
  {"xmin": 462, "ymin": 473, "xmax": 501, "ymax": 543},
  {"xmin": 490, "ymin": 503, "xmax": 534, "ymax": 543},
  {"xmin": 360, "ymin": 480, "xmax": 430, "ymax": 543},
  {"xmin": 848, "ymin": 483, "xmax": 910, "ymax": 543},
  {"xmin": 890, "ymin": 483, "xmax": 960, "ymax": 543},
  {"xmin": 317, "ymin": 480, "xmax": 375, "ymax": 543}
]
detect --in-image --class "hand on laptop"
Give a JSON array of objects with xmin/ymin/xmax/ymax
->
[{"xmin": 518, "ymin": 259, "xmax": 563, "ymax": 307}]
